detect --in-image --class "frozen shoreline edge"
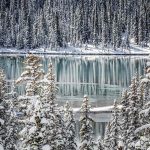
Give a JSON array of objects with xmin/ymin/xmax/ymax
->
[{"xmin": 0, "ymin": 51, "xmax": 149, "ymax": 56}]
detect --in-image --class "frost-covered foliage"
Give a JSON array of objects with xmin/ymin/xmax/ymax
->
[
  {"xmin": 103, "ymin": 100, "xmax": 120, "ymax": 150},
  {"xmin": 64, "ymin": 101, "xmax": 77, "ymax": 150},
  {"xmin": 79, "ymin": 95, "xmax": 96, "ymax": 150},
  {"xmin": 0, "ymin": 70, "xmax": 17, "ymax": 149},
  {"xmin": 104, "ymin": 68, "xmax": 150, "ymax": 149},
  {"xmin": 0, "ymin": 0, "xmax": 149, "ymax": 49},
  {"xmin": 16, "ymin": 60, "xmax": 68, "ymax": 149},
  {"xmin": 105, "ymin": 60, "xmax": 150, "ymax": 150},
  {"xmin": 16, "ymin": 54, "xmax": 44, "ymax": 94},
  {"xmin": 126, "ymin": 76, "xmax": 141, "ymax": 149},
  {"xmin": 118, "ymin": 90, "xmax": 129, "ymax": 149},
  {"xmin": 134, "ymin": 61, "xmax": 150, "ymax": 149},
  {"xmin": 135, "ymin": 101, "xmax": 150, "ymax": 149},
  {"xmin": 0, "ymin": 70, "xmax": 6, "ymax": 149},
  {"xmin": 15, "ymin": 54, "xmax": 44, "ymax": 149},
  {"xmin": 97, "ymin": 136, "xmax": 104, "ymax": 150},
  {"xmin": 39, "ymin": 63, "xmax": 67, "ymax": 150},
  {"xmin": 15, "ymin": 54, "xmax": 43, "ymax": 119}
]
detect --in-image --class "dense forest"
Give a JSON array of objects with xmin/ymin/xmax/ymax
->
[{"xmin": 0, "ymin": 0, "xmax": 150, "ymax": 50}]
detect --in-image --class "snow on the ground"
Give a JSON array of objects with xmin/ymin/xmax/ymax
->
[
  {"xmin": 42, "ymin": 145, "xmax": 50, "ymax": 150},
  {"xmin": 0, "ymin": 43, "xmax": 150, "ymax": 55},
  {"xmin": 73, "ymin": 105, "xmax": 122, "ymax": 112},
  {"xmin": 0, "ymin": 145, "xmax": 4, "ymax": 150}
]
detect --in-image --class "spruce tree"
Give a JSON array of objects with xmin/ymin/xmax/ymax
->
[
  {"xmin": 4, "ymin": 81, "xmax": 18, "ymax": 150},
  {"xmin": 103, "ymin": 100, "xmax": 120, "ymax": 150},
  {"xmin": 126, "ymin": 76, "xmax": 141, "ymax": 149},
  {"xmin": 0, "ymin": 70, "xmax": 17, "ymax": 149},
  {"xmin": 0, "ymin": 69, "xmax": 6, "ymax": 150},
  {"xmin": 79, "ymin": 95, "xmax": 96, "ymax": 150},
  {"xmin": 39, "ymin": 63, "xmax": 67, "ymax": 149},
  {"xmin": 134, "ymin": 60, "xmax": 150, "ymax": 149},
  {"xmin": 118, "ymin": 90, "xmax": 129, "ymax": 149},
  {"xmin": 64, "ymin": 101, "xmax": 77, "ymax": 150},
  {"xmin": 97, "ymin": 136, "xmax": 104, "ymax": 150},
  {"xmin": 15, "ymin": 54, "xmax": 44, "ymax": 149}
]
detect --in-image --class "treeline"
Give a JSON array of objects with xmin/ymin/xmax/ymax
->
[{"xmin": 0, "ymin": 0, "xmax": 150, "ymax": 50}]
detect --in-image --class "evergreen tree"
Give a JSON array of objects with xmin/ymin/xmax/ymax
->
[
  {"xmin": 1, "ymin": 0, "xmax": 149, "ymax": 50},
  {"xmin": 4, "ymin": 81, "xmax": 18, "ymax": 150},
  {"xmin": 103, "ymin": 122, "xmax": 111, "ymax": 150},
  {"xmin": 118, "ymin": 90, "xmax": 129, "ymax": 149},
  {"xmin": 15, "ymin": 54, "xmax": 44, "ymax": 149},
  {"xmin": 135, "ymin": 101, "xmax": 150, "ymax": 149},
  {"xmin": 0, "ymin": 70, "xmax": 6, "ymax": 150},
  {"xmin": 103, "ymin": 100, "xmax": 120, "ymax": 150},
  {"xmin": 18, "ymin": 63, "xmax": 67, "ymax": 149},
  {"xmin": 0, "ymin": 70, "xmax": 17, "ymax": 149},
  {"xmin": 97, "ymin": 136, "xmax": 104, "ymax": 150},
  {"xmin": 39, "ymin": 63, "xmax": 67, "ymax": 149},
  {"xmin": 126, "ymin": 76, "xmax": 141, "ymax": 149},
  {"xmin": 64, "ymin": 101, "xmax": 77, "ymax": 150},
  {"xmin": 79, "ymin": 95, "xmax": 96, "ymax": 150},
  {"xmin": 134, "ymin": 60, "xmax": 150, "ymax": 149}
]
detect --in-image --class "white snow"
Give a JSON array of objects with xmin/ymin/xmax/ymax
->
[
  {"xmin": 19, "ymin": 127, "xmax": 27, "ymax": 136},
  {"xmin": 135, "ymin": 140, "xmax": 141, "ymax": 148},
  {"xmin": 41, "ymin": 118, "xmax": 49, "ymax": 124},
  {"xmin": 29, "ymin": 126, "xmax": 36, "ymax": 135},
  {"xmin": 0, "ymin": 144, "xmax": 4, "ymax": 150},
  {"xmin": 118, "ymin": 140, "xmax": 124, "ymax": 147},
  {"xmin": 0, "ymin": 43, "xmax": 150, "ymax": 55},
  {"xmin": 147, "ymin": 61, "xmax": 150, "ymax": 66},
  {"xmin": 0, "ymin": 118, "xmax": 4, "ymax": 125},
  {"xmin": 135, "ymin": 124, "xmax": 150, "ymax": 133},
  {"xmin": 73, "ymin": 105, "xmax": 122, "ymax": 112},
  {"xmin": 141, "ymin": 78, "xmax": 150, "ymax": 83},
  {"xmin": 42, "ymin": 145, "xmax": 50, "ymax": 150}
]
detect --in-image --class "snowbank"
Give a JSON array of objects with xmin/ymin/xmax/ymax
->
[
  {"xmin": 73, "ymin": 105, "xmax": 122, "ymax": 113},
  {"xmin": 0, "ymin": 43, "xmax": 150, "ymax": 56}
]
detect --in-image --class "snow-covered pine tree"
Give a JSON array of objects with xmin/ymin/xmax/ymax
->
[
  {"xmin": 135, "ymin": 100, "xmax": 150, "ymax": 150},
  {"xmin": 126, "ymin": 76, "xmax": 141, "ymax": 149},
  {"xmin": 0, "ymin": 69, "xmax": 6, "ymax": 150},
  {"xmin": 37, "ymin": 63, "xmax": 58, "ymax": 149},
  {"xmin": 117, "ymin": 90, "xmax": 129, "ymax": 149},
  {"xmin": 64, "ymin": 101, "xmax": 77, "ymax": 150},
  {"xmin": 134, "ymin": 61, "xmax": 150, "ymax": 149},
  {"xmin": 97, "ymin": 136, "xmax": 104, "ymax": 150},
  {"xmin": 79, "ymin": 95, "xmax": 96, "ymax": 150},
  {"xmin": 103, "ymin": 99, "xmax": 120, "ymax": 150},
  {"xmin": 39, "ymin": 63, "xmax": 67, "ymax": 149},
  {"xmin": 24, "ymin": 63, "xmax": 67, "ymax": 150},
  {"xmin": 16, "ymin": 54, "xmax": 44, "ymax": 92},
  {"xmin": 4, "ymin": 81, "xmax": 18, "ymax": 150},
  {"xmin": 0, "ymin": 70, "xmax": 17, "ymax": 149},
  {"xmin": 15, "ymin": 54, "xmax": 44, "ymax": 120},
  {"xmin": 141, "ymin": 59, "xmax": 150, "ymax": 105},
  {"xmin": 103, "ymin": 122, "xmax": 111, "ymax": 150},
  {"xmin": 15, "ymin": 54, "xmax": 44, "ymax": 149}
]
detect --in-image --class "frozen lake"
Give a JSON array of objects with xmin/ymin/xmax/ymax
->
[{"xmin": 0, "ymin": 55, "xmax": 147, "ymax": 107}]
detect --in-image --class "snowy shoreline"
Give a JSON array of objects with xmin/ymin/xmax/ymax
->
[
  {"xmin": 0, "ymin": 51, "xmax": 149, "ymax": 56},
  {"xmin": 0, "ymin": 43, "xmax": 150, "ymax": 56}
]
